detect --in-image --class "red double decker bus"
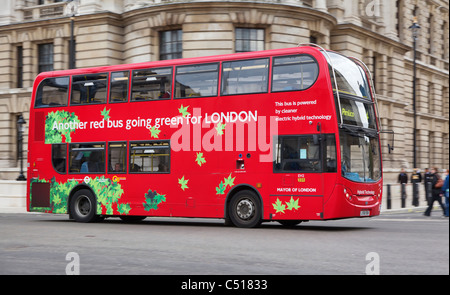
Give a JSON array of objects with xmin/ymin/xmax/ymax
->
[{"xmin": 27, "ymin": 45, "xmax": 383, "ymax": 228}]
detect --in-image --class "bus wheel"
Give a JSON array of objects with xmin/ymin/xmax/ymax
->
[
  {"xmin": 69, "ymin": 189, "xmax": 99, "ymax": 223},
  {"xmin": 229, "ymin": 190, "xmax": 262, "ymax": 228}
]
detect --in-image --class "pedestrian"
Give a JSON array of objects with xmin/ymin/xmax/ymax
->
[
  {"xmin": 424, "ymin": 167, "xmax": 446, "ymax": 216},
  {"xmin": 411, "ymin": 168, "xmax": 422, "ymax": 184},
  {"xmin": 442, "ymin": 169, "xmax": 449, "ymax": 217},
  {"xmin": 424, "ymin": 168, "xmax": 433, "ymax": 204},
  {"xmin": 398, "ymin": 168, "xmax": 408, "ymax": 203},
  {"xmin": 398, "ymin": 168, "xmax": 408, "ymax": 184}
]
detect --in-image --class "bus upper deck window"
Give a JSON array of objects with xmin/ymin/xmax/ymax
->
[
  {"xmin": 175, "ymin": 63, "xmax": 219, "ymax": 98},
  {"xmin": 71, "ymin": 73, "xmax": 108, "ymax": 105},
  {"xmin": 272, "ymin": 55, "xmax": 319, "ymax": 92},
  {"xmin": 110, "ymin": 71, "xmax": 130, "ymax": 103},
  {"xmin": 35, "ymin": 77, "xmax": 69, "ymax": 108},
  {"xmin": 221, "ymin": 58, "xmax": 269, "ymax": 95},
  {"xmin": 131, "ymin": 67, "xmax": 172, "ymax": 101}
]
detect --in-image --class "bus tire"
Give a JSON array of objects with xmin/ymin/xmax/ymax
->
[
  {"xmin": 228, "ymin": 190, "xmax": 262, "ymax": 228},
  {"xmin": 69, "ymin": 189, "xmax": 99, "ymax": 223}
]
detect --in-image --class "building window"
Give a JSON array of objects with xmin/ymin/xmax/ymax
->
[
  {"xmin": 17, "ymin": 46, "xmax": 23, "ymax": 88},
  {"xmin": 38, "ymin": 43, "xmax": 54, "ymax": 73},
  {"xmin": 235, "ymin": 28, "xmax": 264, "ymax": 53},
  {"xmin": 159, "ymin": 30, "xmax": 182, "ymax": 60}
]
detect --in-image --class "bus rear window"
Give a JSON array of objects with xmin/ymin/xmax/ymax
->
[
  {"xmin": 71, "ymin": 73, "xmax": 108, "ymax": 105},
  {"xmin": 175, "ymin": 63, "xmax": 219, "ymax": 98},
  {"xmin": 131, "ymin": 67, "xmax": 172, "ymax": 101},
  {"xmin": 272, "ymin": 55, "xmax": 319, "ymax": 92},
  {"xmin": 221, "ymin": 58, "xmax": 269, "ymax": 95},
  {"xmin": 35, "ymin": 77, "xmax": 69, "ymax": 108}
]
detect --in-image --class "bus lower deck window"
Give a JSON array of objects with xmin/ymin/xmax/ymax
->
[
  {"xmin": 69, "ymin": 143, "xmax": 105, "ymax": 173},
  {"xmin": 129, "ymin": 141, "xmax": 170, "ymax": 173}
]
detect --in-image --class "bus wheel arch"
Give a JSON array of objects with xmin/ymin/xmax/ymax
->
[
  {"xmin": 225, "ymin": 184, "xmax": 263, "ymax": 228},
  {"xmin": 68, "ymin": 185, "xmax": 101, "ymax": 223}
]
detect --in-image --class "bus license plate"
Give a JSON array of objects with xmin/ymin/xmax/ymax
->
[{"xmin": 360, "ymin": 210, "xmax": 370, "ymax": 217}]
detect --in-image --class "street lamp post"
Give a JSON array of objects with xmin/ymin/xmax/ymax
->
[
  {"xmin": 16, "ymin": 115, "xmax": 26, "ymax": 181},
  {"xmin": 409, "ymin": 17, "xmax": 420, "ymax": 169},
  {"xmin": 65, "ymin": 0, "xmax": 79, "ymax": 69}
]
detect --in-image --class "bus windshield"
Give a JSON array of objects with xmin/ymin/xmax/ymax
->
[
  {"xmin": 340, "ymin": 128, "xmax": 381, "ymax": 182},
  {"xmin": 326, "ymin": 51, "xmax": 371, "ymax": 100},
  {"xmin": 323, "ymin": 51, "xmax": 381, "ymax": 183}
]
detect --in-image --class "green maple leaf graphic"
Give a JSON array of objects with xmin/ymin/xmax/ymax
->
[
  {"xmin": 149, "ymin": 126, "xmax": 161, "ymax": 138},
  {"xmin": 286, "ymin": 197, "xmax": 300, "ymax": 211},
  {"xmin": 178, "ymin": 104, "xmax": 190, "ymax": 117},
  {"xmin": 195, "ymin": 152, "xmax": 206, "ymax": 167},
  {"xmin": 273, "ymin": 198, "xmax": 286, "ymax": 214},
  {"xmin": 223, "ymin": 173, "xmax": 235, "ymax": 188},
  {"xmin": 117, "ymin": 203, "xmax": 131, "ymax": 215},
  {"xmin": 216, "ymin": 181, "xmax": 226, "ymax": 195},
  {"xmin": 178, "ymin": 176, "xmax": 189, "ymax": 191},
  {"xmin": 143, "ymin": 190, "xmax": 166, "ymax": 211},
  {"xmin": 215, "ymin": 123, "xmax": 226, "ymax": 136},
  {"xmin": 101, "ymin": 107, "xmax": 110, "ymax": 120},
  {"xmin": 154, "ymin": 193, "xmax": 166, "ymax": 204}
]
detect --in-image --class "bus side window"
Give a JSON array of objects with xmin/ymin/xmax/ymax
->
[
  {"xmin": 175, "ymin": 63, "xmax": 219, "ymax": 98},
  {"xmin": 325, "ymin": 134, "xmax": 337, "ymax": 173},
  {"xmin": 71, "ymin": 73, "xmax": 108, "ymax": 105},
  {"xmin": 69, "ymin": 143, "xmax": 105, "ymax": 173},
  {"xmin": 221, "ymin": 58, "xmax": 269, "ymax": 95},
  {"xmin": 35, "ymin": 77, "xmax": 70, "ymax": 108},
  {"xmin": 108, "ymin": 142, "xmax": 127, "ymax": 173},
  {"xmin": 129, "ymin": 141, "xmax": 170, "ymax": 173},
  {"xmin": 131, "ymin": 67, "xmax": 172, "ymax": 101},
  {"xmin": 110, "ymin": 71, "xmax": 129, "ymax": 103},
  {"xmin": 52, "ymin": 143, "xmax": 67, "ymax": 174},
  {"xmin": 272, "ymin": 55, "xmax": 319, "ymax": 92}
]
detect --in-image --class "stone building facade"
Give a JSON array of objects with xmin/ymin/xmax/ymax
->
[{"xmin": 0, "ymin": 0, "xmax": 448, "ymax": 181}]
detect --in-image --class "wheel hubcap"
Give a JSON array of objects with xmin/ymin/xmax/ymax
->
[
  {"xmin": 75, "ymin": 195, "xmax": 91, "ymax": 216},
  {"xmin": 236, "ymin": 199, "xmax": 254, "ymax": 220}
]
